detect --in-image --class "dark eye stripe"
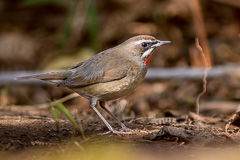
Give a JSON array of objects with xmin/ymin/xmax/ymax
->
[
  {"xmin": 151, "ymin": 41, "xmax": 158, "ymax": 45},
  {"xmin": 141, "ymin": 41, "xmax": 157, "ymax": 48}
]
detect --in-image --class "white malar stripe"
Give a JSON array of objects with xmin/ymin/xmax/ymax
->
[
  {"xmin": 141, "ymin": 48, "xmax": 154, "ymax": 59},
  {"xmin": 134, "ymin": 40, "xmax": 154, "ymax": 45}
]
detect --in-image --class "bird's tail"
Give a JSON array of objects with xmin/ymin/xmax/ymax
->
[{"xmin": 16, "ymin": 70, "xmax": 73, "ymax": 84}]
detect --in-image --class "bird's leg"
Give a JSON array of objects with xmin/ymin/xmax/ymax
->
[
  {"xmin": 90, "ymin": 100, "xmax": 132, "ymax": 135},
  {"xmin": 99, "ymin": 101, "xmax": 132, "ymax": 131}
]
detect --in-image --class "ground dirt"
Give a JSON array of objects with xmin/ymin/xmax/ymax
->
[{"xmin": 0, "ymin": 105, "xmax": 240, "ymax": 160}]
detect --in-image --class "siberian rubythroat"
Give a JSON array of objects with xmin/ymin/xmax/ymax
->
[{"xmin": 17, "ymin": 35, "xmax": 171, "ymax": 134}]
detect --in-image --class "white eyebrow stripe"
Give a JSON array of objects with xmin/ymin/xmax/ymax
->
[{"xmin": 134, "ymin": 40, "xmax": 155, "ymax": 45}]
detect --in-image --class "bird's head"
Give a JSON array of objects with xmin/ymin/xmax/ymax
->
[{"xmin": 120, "ymin": 35, "xmax": 171, "ymax": 66}]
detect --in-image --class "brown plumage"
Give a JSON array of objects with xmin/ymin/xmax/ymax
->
[{"xmin": 17, "ymin": 35, "xmax": 170, "ymax": 134}]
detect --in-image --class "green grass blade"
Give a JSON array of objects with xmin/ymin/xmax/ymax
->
[
  {"xmin": 51, "ymin": 106, "xmax": 58, "ymax": 120},
  {"xmin": 51, "ymin": 106, "xmax": 62, "ymax": 136},
  {"xmin": 56, "ymin": 103, "xmax": 85, "ymax": 139},
  {"xmin": 56, "ymin": 103, "xmax": 78, "ymax": 128},
  {"xmin": 75, "ymin": 110, "xmax": 85, "ymax": 139}
]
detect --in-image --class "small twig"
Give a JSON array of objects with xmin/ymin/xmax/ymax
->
[{"xmin": 195, "ymin": 38, "xmax": 210, "ymax": 115}]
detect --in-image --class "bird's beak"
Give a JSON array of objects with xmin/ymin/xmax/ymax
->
[{"xmin": 151, "ymin": 40, "xmax": 171, "ymax": 48}]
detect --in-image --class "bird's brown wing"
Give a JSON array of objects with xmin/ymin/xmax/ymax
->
[{"xmin": 57, "ymin": 55, "xmax": 132, "ymax": 88}]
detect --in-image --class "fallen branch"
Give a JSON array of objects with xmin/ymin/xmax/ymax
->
[
  {"xmin": 147, "ymin": 65, "xmax": 239, "ymax": 80},
  {"xmin": 1, "ymin": 64, "xmax": 240, "ymax": 84}
]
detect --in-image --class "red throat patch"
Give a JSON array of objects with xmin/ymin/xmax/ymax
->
[{"xmin": 144, "ymin": 48, "xmax": 156, "ymax": 67}]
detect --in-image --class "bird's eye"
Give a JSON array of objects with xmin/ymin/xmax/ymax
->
[{"xmin": 141, "ymin": 42, "xmax": 147, "ymax": 48}]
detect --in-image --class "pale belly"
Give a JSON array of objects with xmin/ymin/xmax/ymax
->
[{"xmin": 73, "ymin": 68, "xmax": 147, "ymax": 101}]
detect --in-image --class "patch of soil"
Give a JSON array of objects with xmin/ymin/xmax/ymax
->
[{"xmin": 0, "ymin": 106, "xmax": 240, "ymax": 159}]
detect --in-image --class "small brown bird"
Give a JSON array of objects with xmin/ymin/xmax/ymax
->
[{"xmin": 17, "ymin": 35, "xmax": 170, "ymax": 134}]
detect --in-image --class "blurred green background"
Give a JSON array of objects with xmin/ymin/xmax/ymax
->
[
  {"xmin": 0, "ymin": 0, "xmax": 239, "ymax": 114},
  {"xmin": 1, "ymin": 0, "xmax": 239, "ymax": 72}
]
